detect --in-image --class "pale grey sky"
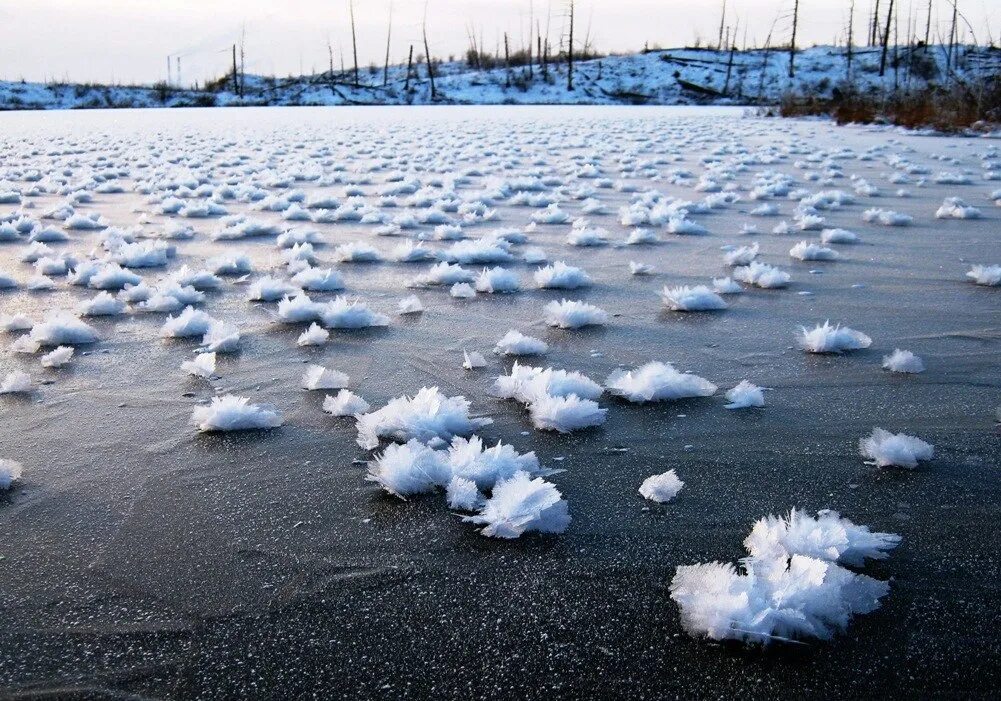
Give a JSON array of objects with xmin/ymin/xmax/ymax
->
[{"xmin": 0, "ymin": 1, "xmax": 994, "ymax": 85}]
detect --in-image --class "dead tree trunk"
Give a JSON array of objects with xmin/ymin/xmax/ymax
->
[
  {"xmin": 789, "ymin": 0, "xmax": 799, "ymax": 78},
  {"xmin": 758, "ymin": 32, "xmax": 773, "ymax": 101},
  {"xmin": 538, "ymin": 30, "xmax": 545, "ymax": 78},
  {"xmin": 872, "ymin": 0, "xmax": 882, "ymax": 45},
  {"xmin": 527, "ymin": 3, "xmax": 534, "ymax": 78},
  {"xmin": 879, "ymin": 0, "xmax": 894, "ymax": 75},
  {"xmin": 724, "ymin": 28, "xmax": 736, "ymax": 94},
  {"xmin": 405, "ymin": 44, "xmax": 413, "ymax": 91},
  {"xmin": 232, "ymin": 45, "xmax": 239, "ymax": 95},
  {"xmin": 568, "ymin": 0, "xmax": 576, "ymax": 91},
  {"xmin": 383, "ymin": 1, "xmax": 393, "ymax": 87},
  {"xmin": 717, "ymin": 1, "xmax": 727, "ymax": 51},
  {"xmin": 947, "ymin": 1, "xmax": 958, "ymax": 71},
  {"xmin": 847, "ymin": 0, "xmax": 856, "ymax": 80},
  {"xmin": 350, "ymin": 0, "xmax": 360, "ymax": 88},
  {"xmin": 924, "ymin": 0, "xmax": 933, "ymax": 46},
  {"xmin": 423, "ymin": 19, "xmax": 436, "ymax": 99},
  {"xmin": 504, "ymin": 32, "xmax": 511, "ymax": 87}
]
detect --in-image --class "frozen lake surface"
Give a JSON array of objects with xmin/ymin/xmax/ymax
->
[{"xmin": 0, "ymin": 106, "xmax": 999, "ymax": 697}]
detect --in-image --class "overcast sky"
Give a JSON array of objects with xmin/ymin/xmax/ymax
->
[{"xmin": 0, "ymin": 1, "xmax": 994, "ymax": 85}]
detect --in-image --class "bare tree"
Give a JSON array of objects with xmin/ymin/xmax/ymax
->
[
  {"xmin": 789, "ymin": 0, "xmax": 799, "ymax": 78},
  {"xmin": 924, "ymin": 0, "xmax": 933, "ymax": 46},
  {"xmin": 947, "ymin": 0, "xmax": 958, "ymax": 70},
  {"xmin": 566, "ymin": 0, "xmax": 574, "ymax": 91},
  {"xmin": 717, "ymin": 1, "xmax": 727, "ymax": 51},
  {"xmin": 879, "ymin": 0, "xmax": 894, "ymax": 75},
  {"xmin": 239, "ymin": 26, "xmax": 246, "ymax": 96},
  {"xmin": 504, "ymin": 32, "xmax": 511, "ymax": 87},
  {"xmin": 847, "ymin": 0, "xmax": 856, "ymax": 80},
  {"xmin": 383, "ymin": 0, "xmax": 393, "ymax": 87},
  {"xmin": 349, "ymin": 0, "xmax": 360, "ymax": 87},
  {"xmin": 405, "ymin": 44, "xmax": 413, "ymax": 91},
  {"xmin": 231, "ymin": 45, "xmax": 239, "ymax": 95},
  {"xmin": 724, "ymin": 23, "xmax": 737, "ymax": 94},
  {"xmin": 581, "ymin": 4, "xmax": 594, "ymax": 58},
  {"xmin": 527, "ymin": 0, "xmax": 534, "ymax": 77},
  {"xmin": 757, "ymin": 15, "xmax": 779, "ymax": 101},
  {"xmin": 872, "ymin": 0, "xmax": 882, "ymax": 45},
  {"xmin": 422, "ymin": 3, "xmax": 436, "ymax": 99}
]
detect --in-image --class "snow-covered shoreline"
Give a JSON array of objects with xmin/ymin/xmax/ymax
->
[{"xmin": 3, "ymin": 43, "xmax": 996, "ymax": 111}]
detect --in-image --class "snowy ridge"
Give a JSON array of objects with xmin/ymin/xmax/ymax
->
[{"xmin": 2, "ymin": 44, "xmax": 995, "ymax": 111}]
